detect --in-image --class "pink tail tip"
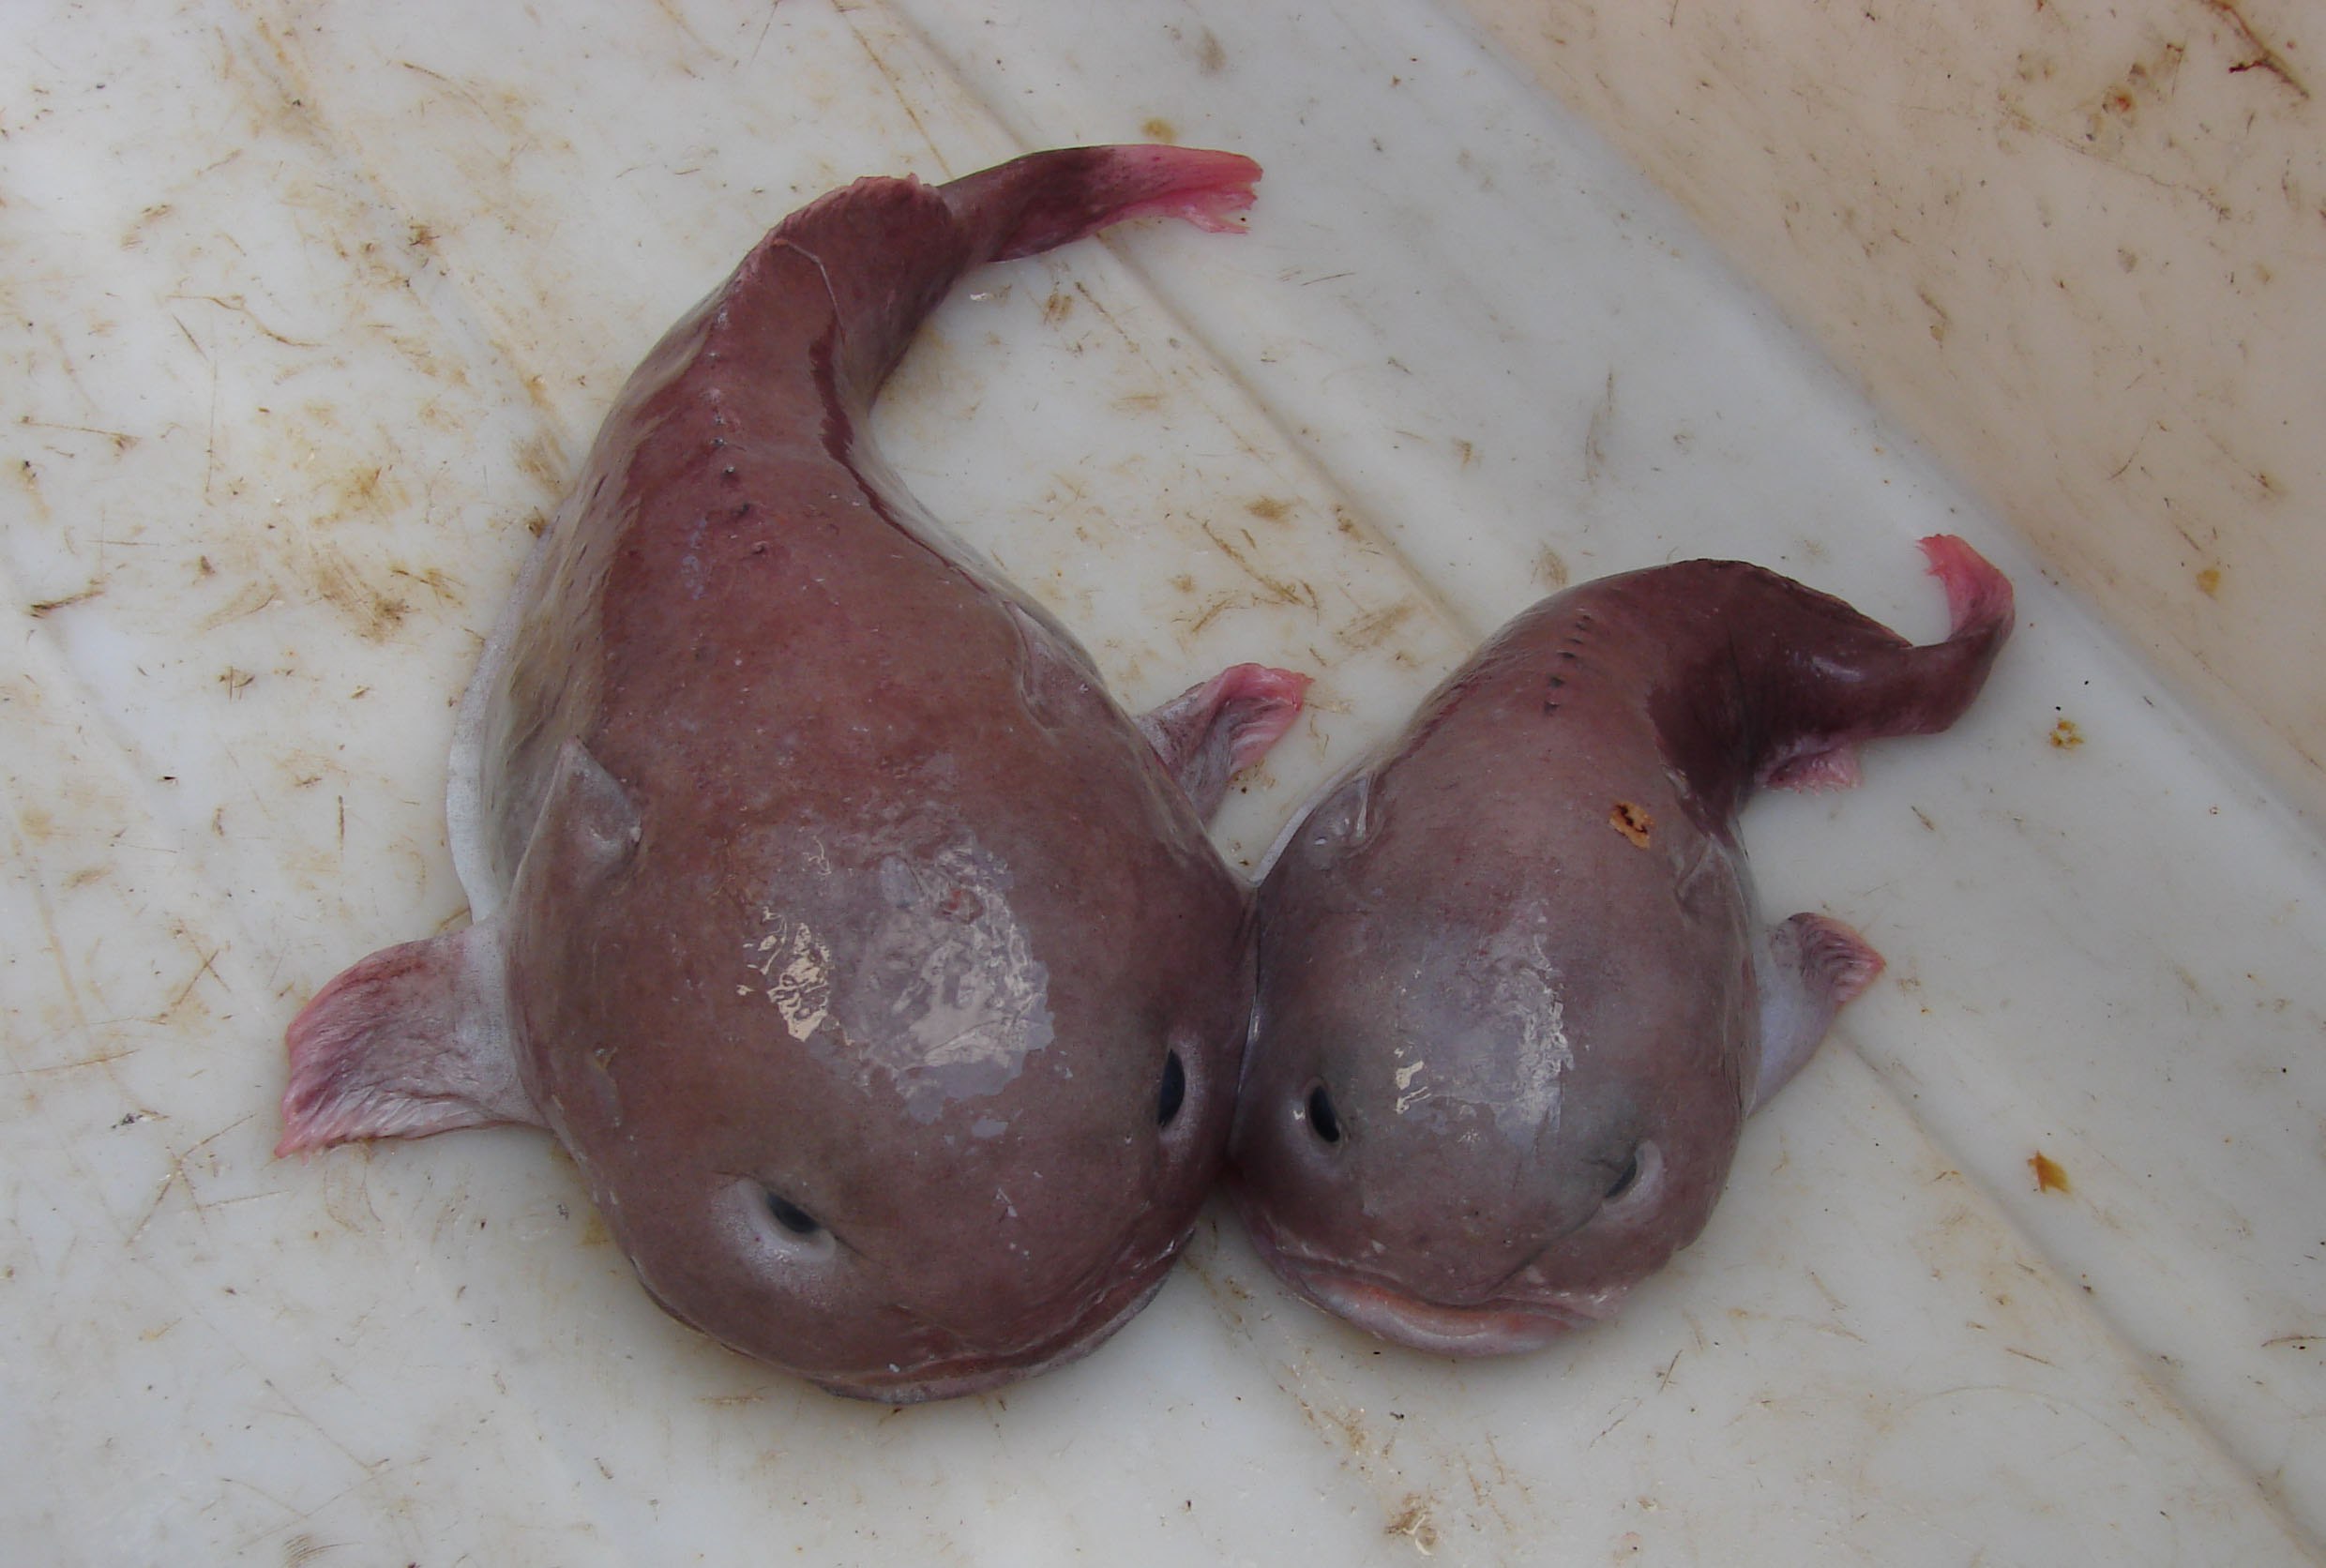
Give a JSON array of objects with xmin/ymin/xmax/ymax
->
[
  {"xmin": 1917, "ymin": 535, "xmax": 2014, "ymax": 639},
  {"xmin": 1110, "ymin": 147, "xmax": 1261, "ymax": 234}
]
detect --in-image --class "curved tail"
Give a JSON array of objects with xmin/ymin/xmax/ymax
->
[
  {"xmin": 740, "ymin": 143, "xmax": 1260, "ymax": 412},
  {"xmin": 1752, "ymin": 534, "xmax": 2016, "ymax": 793}
]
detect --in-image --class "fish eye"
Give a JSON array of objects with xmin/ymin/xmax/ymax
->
[
  {"xmin": 1604, "ymin": 1149, "xmax": 1640, "ymax": 1200},
  {"xmin": 733, "ymin": 1180, "xmax": 838, "ymax": 1260},
  {"xmin": 1303, "ymin": 1082, "xmax": 1342, "ymax": 1145},
  {"xmin": 765, "ymin": 1192, "xmax": 823, "ymax": 1237},
  {"xmin": 1598, "ymin": 1140, "xmax": 1660, "ymax": 1212},
  {"xmin": 1156, "ymin": 1048, "xmax": 1186, "ymax": 1128}
]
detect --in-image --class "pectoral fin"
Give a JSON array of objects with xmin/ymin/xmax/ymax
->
[
  {"xmin": 1745, "ymin": 912, "xmax": 1883, "ymax": 1114},
  {"xmin": 276, "ymin": 920, "xmax": 534, "ymax": 1155},
  {"xmin": 1137, "ymin": 663, "xmax": 1311, "ymax": 821}
]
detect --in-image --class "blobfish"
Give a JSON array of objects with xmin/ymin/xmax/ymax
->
[
  {"xmin": 278, "ymin": 145, "xmax": 1309, "ymax": 1402},
  {"xmin": 1231, "ymin": 537, "xmax": 2012, "ymax": 1354}
]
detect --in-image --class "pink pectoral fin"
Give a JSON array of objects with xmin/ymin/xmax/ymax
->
[
  {"xmin": 1762, "ymin": 744, "xmax": 1865, "ymax": 793},
  {"xmin": 1136, "ymin": 663, "xmax": 1311, "ymax": 822},
  {"xmin": 277, "ymin": 920, "xmax": 538, "ymax": 1156},
  {"xmin": 1746, "ymin": 912, "xmax": 1884, "ymax": 1114}
]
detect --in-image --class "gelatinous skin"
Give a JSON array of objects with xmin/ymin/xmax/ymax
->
[
  {"xmin": 1231, "ymin": 538, "xmax": 2012, "ymax": 1355},
  {"xmin": 279, "ymin": 146, "xmax": 1306, "ymax": 1402}
]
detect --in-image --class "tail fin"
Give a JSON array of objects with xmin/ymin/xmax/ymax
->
[
  {"xmin": 735, "ymin": 144, "xmax": 1259, "ymax": 411},
  {"xmin": 942, "ymin": 144, "xmax": 1261, "ymax": 263},
  {"xmin": 1917, "ymin": 533, "xmax": 2014, "ymax": 655}
]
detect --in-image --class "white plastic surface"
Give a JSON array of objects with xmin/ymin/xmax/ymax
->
[{"xmin": 3, "ymin": 2, "xmax": 2320, "ymax": 1563}]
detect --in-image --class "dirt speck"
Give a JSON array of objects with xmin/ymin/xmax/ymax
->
[
  {"xmin": 1583, "ymin": 369, "xmax": 1617, "ymax": 482},
  {"xmin": 2047, "ymin": 716, "xmax": 2083, "ymax": 749},
  {"xmin": 1918, "ymin": 285, "xmax": 1951, "ymax": 343},
  {"xmin": 1245, "ymin": 495, "xmax": 1292, "ymax": 522},
  {"xmin": 1385, "ymin": 1495, "xmax": 1440, "ymax": 1554},
  {"xmin": 2195, "ymin": 565, "xmax": 2222, "ymax": 596},
  {"xmin": 2199, "ymin": 0, "xmax": 2309, "ymax": 98},
  {"xmin": 1339, "ymin": 599, "xmax": 1416, "ymax": 652},
  {"xmin": 309, "ymin": 550, "xmax": 413, "ymax": 642},
  {"xmin": 29, "ymin": 582, "xmax": 106, "ymax": 617},
  {"xmin": 513, "ymin": 430, "xmax": 567, "ymax": 495},
  {"xmin": 2029, "ymin": 1151, "xmax": 2071, "ymax": 1194},
  {"xmin": 1180, "ymin": 592, "xmax": 1241, "ymax": 639},
  {"xmin": 1609, "ymin": 801, "xmax": 1654, "ymax": 848}
]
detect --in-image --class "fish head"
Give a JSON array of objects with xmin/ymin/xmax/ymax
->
[
  {"xmin": 1231, "ymin": 769, "xmax": 1755, "ymax": 1355},
  {"xmin": 509, "ymin": 801, "xmax": 1249, "ymax": 1401}
]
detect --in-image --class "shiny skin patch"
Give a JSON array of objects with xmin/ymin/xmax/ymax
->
[{"xmin": 743, "ymin": 912, "xmax": 835, "ymax": 1043}]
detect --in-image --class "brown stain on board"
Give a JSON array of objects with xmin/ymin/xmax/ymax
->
[
  {"xmin": 1383, "ymin": 1495, "xmax": 1441, "ymax": 1554},
  {"xmin": 2030, "ymin": 1152, "xmax": 2072, "ymax": 1194},
  {"xmin": 1198, "ymin": 520, "xmax": 1318, "ymax": 612},
  {"xmin": 1337, "ymin": 599, "xmax": 1416, "ymax": 652},
  {"xmin": 14, "ymin": 458, "xmax": 53, "ymax": 522},
  {"xmin": 1180, "ymin": 592, "xmax": 1242, "ymax": 640},
  {"xmin": 2197, "ymin": 0, "xmax": 2310, "ymax": 98},
  {"xmin": 28, "ymin": 583, "xmax": 106, "ymax": 617},
  {"xmin": 197, "ymin": 577, "xmax": 280, "ymax": 634},
  {"xmin": 306, "ymin": 548, "xmax": 413, "ymax": 643}
]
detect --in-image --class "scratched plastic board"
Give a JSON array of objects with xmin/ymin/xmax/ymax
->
[{"xmin": 2, "ymin": 1, "xmax": 2320, "ymax": 1563}]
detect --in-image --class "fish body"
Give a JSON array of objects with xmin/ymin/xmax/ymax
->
[
  {"xmin": 279, "ymin": 146, "xmax": 1306, "ymax": 1402},
  {"xmin": 1231, "ymin": 538, "xmax": 2011, "ymax": 1354}
]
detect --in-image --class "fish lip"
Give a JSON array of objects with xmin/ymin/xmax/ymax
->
[
  {"xmin": 1237, "ymin": 1208, "xmax": 1625, "ymax": 1357},
  {"xmin": 1296, "ymin": 1271, "xmax": 1608, "ymax": 1357},
  {"xmin": 808, "ymin": 1233, "xmax": 1186, "ymax": 1404}
]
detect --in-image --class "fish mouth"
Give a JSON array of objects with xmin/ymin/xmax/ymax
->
[
  {"xmin": 1238, "ymin": 1209, "xmax": 1627, "ymax": 1358},
  {"xmin": 808, "ymin": 1233, "xmax": 1187, "ymax": 1405}
]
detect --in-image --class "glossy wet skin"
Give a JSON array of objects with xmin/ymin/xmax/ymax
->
[
  {"xmin": 500, "ymin": 590, "xmax": 1254, "ymax": 1396},
  {"xmin": 1233, "ymin": 669, "xmax": 1755, "ymax": 1351},
  {"xmin": 279, "ymin": 147, "xmax": 1297, "ymax": 1402},
  {"xmin": 480, "ymin": 156, "xmax": 1270, "ymax": 1399},
  {"xmin": 1231, "ymin": 550, "xmax": 2012, "ymax": 1353}
]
